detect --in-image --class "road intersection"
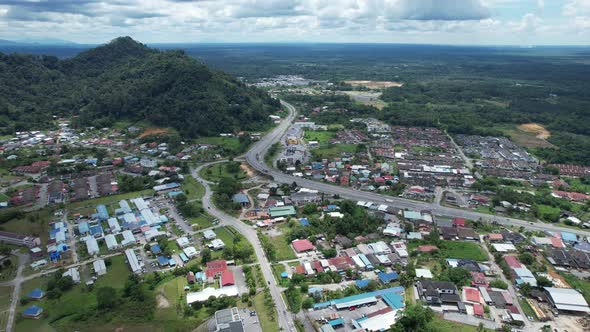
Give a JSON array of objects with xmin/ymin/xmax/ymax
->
[{"xmin": 246, "ymin": 100, "xmax": 590, "ymax": 238}]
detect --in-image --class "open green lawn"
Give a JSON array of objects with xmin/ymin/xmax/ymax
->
[
  {"xmin": 303, "ymin": 130, "xmax": 335, "ymax": 145},
  {"xmin": 181, "ymin": 176, "xmax": 205, "ymax": 201},
  {"xmin": 0, "ymin": 208, "xmax": 54, "ymax": 246},
  {"xmin": 195, "ymin": 136, "xmax": 241, "ymax": 150},
  {"xmin": 429, "ymin": 315, "xmax": 493, "ymax": 332},
  {"xmin": 271, "ymin": 264, "xmax": 289, "ymax": 287},
  {"xmin": 189, "ymin": 215, "xmax": 214, "ymax": 230},
  {"xmin": 253, "ymin": 292, "xmax": 279, "ymax": 332},
  {"xmin": 310, "ymin": 144, "xmax": 356, "ymax": 160},
  {"xmin": 0, "ymin": 285, "xmax": 12, "ymax": 331},
  {"xmin": 200, "ymin": 162, "xmax": 247, "ymax": 183},
  {"xmin": 439, "ymin": 241, "xmax": 487, "ymax": 261},
  {"xmin": 269, "ymin": 233, "xmax": 296, "ymax": 261},
  {"xmin": 0, "ymin": 255, "xmax": 18, "ymax": 281},
  {"xmin": 94, "ymin": 255, "xmax": 129, "ymax": 289},
  {"xmin": 68, "ymin": 189, "xmax": 154, "ymax": 215},
  {"xmin": 410, "ymin": 240, "xmax": 488, "ymax": 262}
]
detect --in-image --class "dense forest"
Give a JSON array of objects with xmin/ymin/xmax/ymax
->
[{"xmin": 0, "ymin": 37, "xmax": 279, "ymax": 137}]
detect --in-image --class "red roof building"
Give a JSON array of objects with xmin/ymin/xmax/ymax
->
[
  {"xmin": 206, "ymin": 260, "xmax": 228, "ymax": 278},
  {"xmin": 504, "ymin": 256, "xmax": 522, "ymax": 269},
  {"xmin": 487, "ymin": 233, "xmax": 503, "ymax": 242},
  {"xmin": 294, "ymin": 265, "xmax": 305, "ymax": 275},
  {"xmin": 550, "ymin": 237, "xmax": 565, "ymax": 248},
  {"xmin": 453, "ymin": 218, "xmax": 466, "ymax": 227},
  {"xmin": 470, "ymin": 272, "xmax": 488, "ymax": 287},
  {"xmin": 221, "ymin": 270, "xmax": 235, "ymax": 287},
  {"xmin": 464, "ymin": 287, "xmax": 481, "ymax": 304},
  {"xmin": 473, "ymin": 304, "xmax": 484, "ymax": 317},
  {"xmin": 292, "ymin": 239, "xmax": 314, "ymax": 252},
  {"xmin": 313, "ymin": 261, "xmax": 324, "ymax": 273},
  {"xmin": 187, "ymin": 271, "xmax": 195, "ymax": 284},
  {"xmin": 327, "ymin": 256, "xmax": 353, "ymax": 271}
]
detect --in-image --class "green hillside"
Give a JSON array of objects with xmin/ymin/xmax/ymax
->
[{"xmin": 0, "ymin": 36, "xmax": 279, "ymax": 137}]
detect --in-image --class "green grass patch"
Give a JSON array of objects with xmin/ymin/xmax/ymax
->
[
  {"xmin": 195, "ymin": 137, "xmax": 242, "ymax": 153},
  {"xmin": 271, "ymin": 264, "xmax": 289, "ymax": 287},
  {"xmin": 428, "ymin": 315, "xmax": 493, "ymax": 332},
  {"xmin": 253, "ymin": 292, "xmax": 279, "ymax": 332},
  {"xmin": 181, "ymin": 176, "xmax": 205, "ymax": 201},
  {"xmin": 94, "ymin": 255, "xmax": 130, "ymax": 289},
  {"xmin": 200, "ymin": 162, "xmax": 247, "ymax": 183},
  {"xmin": 303, "ymin": 130, "xmax": 335, "ymax": 145},
  {"xmin": 188, "ymin": 215, "xmax": 214, "ymax": 230},
  {"xmin": 0, "ymin": 208, "xmax": 54, "ymax": 246},
  {"xmin": 310, "ymin": 144, "xmax": 356, "ymax": 160},
  {"xmin": 519, "ymin": 299, "xmax": 535, "ymax": 320},
  {"xmin": 269, "ymin": 233, "xmax": 296, "ymax": 261},
  {"xmin": 67, "ymin": 189, "xmax": 154, "ymax": 213},
  {"xmin": 410, "ymin": 240, "xmax": 488, "ymax": 262}
]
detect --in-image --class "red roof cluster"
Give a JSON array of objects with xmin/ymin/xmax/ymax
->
[
  {"xmin": 504, "ymin": 256, "xmax": 523, "ymax": 269},
  {"xmin": 292, "ymin": 239, "xmax": 314, "ymax": 252},
  {"xmin": 206, "ymin": 260, "xmax": 228, "ymax": 278},
  {"xmin": 221, "ymin": 270, "xmax": 235, "ymax": 286}
]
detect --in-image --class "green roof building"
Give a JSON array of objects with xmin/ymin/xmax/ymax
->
[{"xmin": 269, "ymin": 206, "xmax": 296, "ymax": 218}]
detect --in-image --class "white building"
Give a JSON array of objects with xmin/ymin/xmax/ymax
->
[
  {"xmin": 105, "ymin": 234, "xmax": 119, "ymax": 250},
  {"xmin": 176, "ymin": 236, "xmax": 190, "ymax": 248},
  {"xmin": 121, "ymin": 230, "xmax": 136, "ymax": 246},
  {"xmin": 209, "ymin": 239, "xmax": 225, "ymax": 250},
  {"xmin": 545, "ymin": 287, "xmax": 590, "ymax": 313},
  {"xmin": 63, "ymin": 267, "xmax": 81, "ymax": 283},
  {"xmin": 125, "ymin": 249, "xmax": 142, "ymax": 274},
  {"xmin": 186, "ymin": 286, "xmax": 239, "ymax": 304},
  {"xmin": 93, "ymin": 259, "xmax": 107, "ymax": 276},
  {"xmin": 86, "ymin": 237, "xmax": 99, "ymax": 255},
  {"xmin": 203, "ymin": 230, "xmax": 216, "ymax": 240}
]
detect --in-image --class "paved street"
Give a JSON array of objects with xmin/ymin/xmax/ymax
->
[
  {"xmin": 190, "ymin": 116, "xmax": 299, "ymax": 331},
  {"xmin": 245, "ymin": 100, "xmax": 590, "ymax": 238}
]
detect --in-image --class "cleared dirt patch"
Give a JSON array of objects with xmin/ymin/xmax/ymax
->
[
  {"xmin": 341, "ymin": 91, "xmax": 386, "ymax": 110},
  {"xmin": 344, "ymin": 80, "xmax": 403, "ymax": 89},
  {"xmin": 156, "ymin": 293, "xmax": 170, "ymax": 309},
  {"xmin": 518, "ymin": 123, "xmax": 551, "ymax": 139},
  {"xmin": 240, "ymin": 163, "xmax": 255, "ymax": 177},
  {"xmin": 139, "ymin": 127, "xmax": 169, "ymax": 138},
  {"xmin": 506, "ymin": 123, "xmax": 555, "ymax": 149}
]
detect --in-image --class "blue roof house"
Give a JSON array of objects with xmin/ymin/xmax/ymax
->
[
  {"xmin": 22, "ymin": 305, "xmax": 43, "ymax": 318},
  {"xmin": 26, "ymin": 288, "xmax": 45, "ymax": 300}
]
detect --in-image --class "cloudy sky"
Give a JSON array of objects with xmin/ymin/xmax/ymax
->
[{"xmin": 0, "ymin": 0, "xmax": 589, "ymax": 45}]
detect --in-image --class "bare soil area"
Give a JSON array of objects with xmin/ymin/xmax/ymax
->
[
  {"xmin": 139, "ymin": 127, "xmax": 169, "ymax": 138},
  {"xmin": 344, "ymin": 80, "xmax": 403, "ymax": 89}
]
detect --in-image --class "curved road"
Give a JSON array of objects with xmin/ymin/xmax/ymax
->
[
  {"xmin": 191, "ymin": 166, "xmax": 295, "ymax": 328},
  {"xmin": 246, "ymin": 100, "xmax": 590, "ymax": 237}
]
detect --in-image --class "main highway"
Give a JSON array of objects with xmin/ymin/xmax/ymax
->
[{"xmin": 246, "ymin": 100, "xmax": 590, "ymax": 237}]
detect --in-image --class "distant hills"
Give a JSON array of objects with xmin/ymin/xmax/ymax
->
[
  {"xmin": 0, "ymin": 36, "xmax": 279, "ymax": 137},
  {"xmin": 0, "ymin": 38, "xmax": 78, "ymax": 46}
]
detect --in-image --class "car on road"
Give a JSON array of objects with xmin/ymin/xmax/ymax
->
[{"xmin": 250, "ymin": 311, "xmax": 257, "ymax": 316}]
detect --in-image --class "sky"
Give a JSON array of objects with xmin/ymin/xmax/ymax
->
[{"xmin": 0, "ymin": 0, "xmax": 589, "ymax": 45}]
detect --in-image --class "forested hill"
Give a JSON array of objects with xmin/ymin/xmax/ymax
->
[{"xmin": 0, "ymin": 37, "xmax": 279, "ymax": 137}]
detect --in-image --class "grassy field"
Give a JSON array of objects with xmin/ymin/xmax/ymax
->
[
  {"xmin": 189, "ymin": 215, "xmax": 214, "ymax": 230},
  {"xmin": 0, "ymin": 208, "xmax": 54, "ymax": 246},
  {"xmin": 200, "ymin": 162, "xmax": 248, "ymax": 183},
  {"xmin": 271, "ymin": 264, "xmax": 289, "ymax": 287},
  {"xmin": 253, "ymin": 292, "xmax": 279, "ymax": 332},
  {"xmin": 94, "ymin": 255, "xmax": 129, "ymax": 289},
  {"xmin": 269, "ymin": 233, "xmax": 296, "ymax": 261},
  {"xmin": 408, "ymin": 240, "xmax": 488, "ymax": 262},
  {"xmin": 0, "ymin": 285, "xmax": 12, "ymax": 331},
  {"xmin": 519, "ymin": 299, "xmax": 535, "ymax": 320},
  {"xmin": 429, "ymin": 315, "xmax": 493, "ymax": 332},
  {"xmin": 303, "ymin": 130, "xmax": 335, "ymax": 145},
  {"xmin": 310, "ymin": 144, "xmax": 356, "ymax": 160},
  {"xmin": 195, "ymin": 136, "xmax": 242, "ymax": 153},
  {"xmin": 181, "ymin": 176, "xmax": 205, "ymax": 201},
  {"xmin": 0, "ymin": 255, "xmax": 18, "ymax": 281},
  {"xmin": 439, "ymin": 241, "xmax": 488, "ymax": 261},
  {"xmin": 68, "ymin": 189, "xmax": 154, "ymax": 215}
]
